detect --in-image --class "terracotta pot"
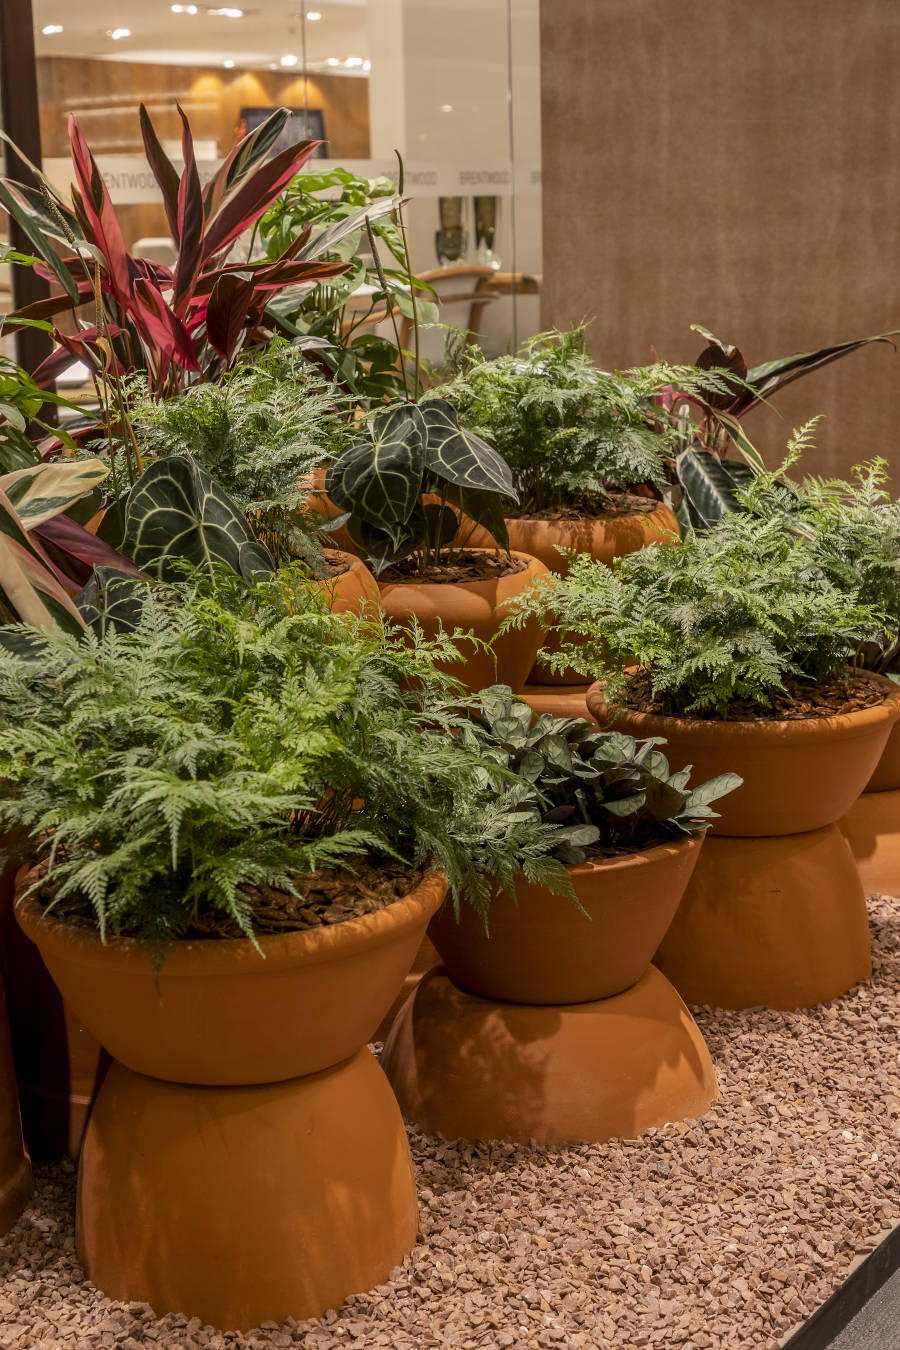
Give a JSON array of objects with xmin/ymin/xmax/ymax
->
[
  {"xmin": 466, "ymin": 506, "xmax": 680, "ymax": 685},
  {"xmin": 654, "ymin": 827, "xmax": 872, "ymax": 1009},
  {"xmin": 315, "ymin": 549, "xmax": 380, "ymax": 617},
  {"xmin": 518, "ymin": 682, "xmax": 595, "ymax": 723},
  {"xmin": 863, "ymin": 718, "xmax": 900, "ymax": 793},
  {"xmin": 429, "ymin": 834, "xmax": 703, "ymax": 1004},
  {"xmin": 16, "ymin": 869, "xmax": 447, "ymax": 1085},
  {"xmin": 840, "ymin": 716, "xmax": 900, "ymax": 896},
  {"xmin": 0, "ymin": 974, "xmax": 32, "ymax": 1235},
  {"xmin": 382, "ymin": 964, "xmax": 716, "ymax": 1144},
  {"xmin": 376, "ymin": 549, "xmax": 549, "ymax": 695},
  {"xmin": 19, "ymin": 868, "xmax": 446, "ymax": 1329},
  {"xmin": 585, "ymin": 677, "xmax": 900, "ymax": 836},
  {"xmin": 303, "ymin": 468, "xmax": 360, "ymax": 557},
  {"xmin": 0, "ymin": 853, "xmax": 105, "ymax": 1160}
]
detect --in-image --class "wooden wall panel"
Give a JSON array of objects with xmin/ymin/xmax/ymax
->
[
  {"xmin": 540, "ymin": 0, "xmax": 900, "ymax": 481},
  {"xmin": 37, "ymin": 58, "xmax": 370, "ymax": 248}
]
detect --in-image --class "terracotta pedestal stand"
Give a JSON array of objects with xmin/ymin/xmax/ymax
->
[
  {"xmin": 840, "ymin": 723, "xmax": 900, "ymax": 897},
  {"xmin": 383, "ymin": 839, "xmax": 717, "ymax": 1144},
  {"xmin": 17, "ymin": 873, "xmax": 446, "ymax": 1332},
  {"xmin": 587, "ymin": 681, "xmax": 900, "ymax": 1010}
]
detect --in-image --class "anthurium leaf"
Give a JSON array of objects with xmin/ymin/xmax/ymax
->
[
  {"xmin": 0, "ymin": 456, "xmax": 110, "ymax": 529},
  {"xmin": 420, "ymin": 398, "xmax": 516, "ymax": 497},
  {"xmin": 347, "ymin": 514, "xmax": 424, "ymax": 575},
  {"xmin": 676, "ymin": 448, "xmax": 756, "ymax": 529},
  {"xmin": 327, "ymin": 404, "xmax": 426, "ymax": 533},
  {"xmin": 441, "ymin": 482, "xmax": 511, "ymax": 552},
  {"xmin": 422, "ymin": 501, "xmax": 458, "ymax": 549},
  {"xmin": 0, "ymin": 488, "xmax": 85, "ymax": 634},
  {"xmin": 76, "ymin": 566, "xmax": 148, "ymax": 636},
  {"xmin": 124, "ymin": 454, "xmax": 275, "ymax": 582}
]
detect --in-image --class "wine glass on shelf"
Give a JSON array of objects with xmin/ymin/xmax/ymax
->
[{"xmin": 435, "ymin": 196, "xmax": 468, "ymax": 266}]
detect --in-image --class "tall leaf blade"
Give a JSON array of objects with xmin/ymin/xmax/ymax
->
[
  {"xmin": 0, "ymin": 488, "xmax": 85, "ymax": 633},
  {"xmin": 139, "ymin": 104, "xmax": 180, "ymax": 240},
  {"xmin": 737, "ymin": 333, "xmax": 898, "ymax": 415},
  {"xmin": 67, "ymin": 114, "xmax": 131, "ymax": 304},
  {"xmin": 205, "ymin": 273, "xmax": 256, "ymax": 362},
  {"xmin": 0, "ymin": 180, "xmax": 82, "ymax": 305},
  {"xmin": 202, "ymin": 140, "xmax": 320, "ymax": 262},
  {"xmin": 203, "ymin": 108, "xmax": 291, "ymax": 218},
  {"xmin": 0, "ymin": 457, "xmax": 110, "ymax": 529},
  {"xmin": 172, "ymin": 104, "xmax": 205, "ymax": 315}
]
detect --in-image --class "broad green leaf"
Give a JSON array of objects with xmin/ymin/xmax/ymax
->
[
  {"xmin": 327, "ymin": 403, "xmax": 426, "ymax": 533},
  {"xmin": 686, "ymin": 771, "xmax": 744, "ymax": 807},
  {"xmin": 420, "ymin": 398, "xmax": 516, "ymax": 497},
  {"xmin": 676, "ymin": 448, "xmax": 757, "ymax": 529},
  {"xmin": 124, "ymin": 454, "xmax": 275, "ymax": 583},
  {"xmin": 76, "ymin": 567, "xmax": 148, "ymax": 636},
  {"xmin": 0, "ymin": 457, "xmax": 110, "ymax": 530}
]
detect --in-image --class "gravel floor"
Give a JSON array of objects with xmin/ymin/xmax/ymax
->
[{"xmin": 2, "ymin": 893, "xmax": 899, "ymax": 1350}]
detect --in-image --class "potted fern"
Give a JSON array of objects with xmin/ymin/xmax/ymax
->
[
  {"xmin": 433, "ymin": 329, "xmax": 735, "ymax": 685},
  {"xmin": 505, "ymin": 507, "xmax": 900, "ymax": 1009},
  {"xmin": 324, "ymin": 398, "xmax": 549, "ymax": 692},
  {"xmin": 0, "ymin": 568, "xmax": 563, "ymax": 1329},
  {"xmin": 383, "ymin": 686, "xmax": 738, "ymax": 1144}
]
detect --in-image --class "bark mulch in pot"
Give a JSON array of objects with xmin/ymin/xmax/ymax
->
[
  {"xmin": 620, "ymin": 669, "xmax": 889, "ymax": 722},
  {"xmin": 377, "ymin": 551, "xmax": 528, "ymax": 585},
  {"xmin": 2, "ymin": 892, "xmax": 898, "ymax": 1349}
]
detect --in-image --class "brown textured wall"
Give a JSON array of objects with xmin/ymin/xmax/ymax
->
[{"xmin": 540, "ymin": 0, "xmax": 900, "ymax": 480}]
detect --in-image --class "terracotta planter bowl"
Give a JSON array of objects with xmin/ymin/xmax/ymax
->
[
  {"xmin": 383, "ymin": 964, "xmax": 716, "ymax": 1144},
  {"xmin": 586, "ymin": 677, "xmax": 900, "ymax": 836},
  {"xmin": 16, "ymin": 870, "xmax": 447, "ymax": 1085},
  {"xmin": 840, "ymin": 722, "xmax": 900, "ymax": 895},
  {"xmin": 429, "ymin": 834, "xmax": 703, "ymax": 1005},
  {"xmin": 519, "ymin": 683, "xmax": 595, "ymax": 723},
  {"xmin": 863, "ymin": 718, "xmax": 900, "ymax": 793},
  {"xmin": 377, "ymin": 549, "xmax": 548, "ymax": 694},
  {"xmin": 466, "ymin": 507, "xmax": 679, "ymax": 684},
  {"xmin": 654, "ymin": 826, "xmax": 872, "ymax": 1009},
  {"xmin": 315, "ymin": 549, "xmax": 380, "ymax": 617}
]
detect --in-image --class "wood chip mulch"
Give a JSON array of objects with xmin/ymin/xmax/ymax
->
[
  {"xmin": 379, "ymin": 551, "xmax": 528, "ymax": 585},
  {"xmin": 3, "ymin": 893, "xmax": 898, "ymax": 1349}
]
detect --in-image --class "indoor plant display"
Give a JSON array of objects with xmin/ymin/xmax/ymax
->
[
  {"xmin": 384, "ymin": 686, "xmax": 739, "ymax": 1144},
  {"xmin": 505, "ymin": 508, "xmax": 900, "ymax": 1007},
  {"xmin": 0, "ymin": 567, "xmax": 564, "ymax": 1328},
  {"xmin": 325, "ymin": 398, "xmax": 549, "ymax": 691}
]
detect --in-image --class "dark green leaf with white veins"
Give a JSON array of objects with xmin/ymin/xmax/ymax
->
[
  {"xmin": 326, "ymin": 403, "xmax": 426, "ymax": 533},
  {"xmin": 124, "ymin": 454, "xmax": 275, "ymax": 583},
  {"xmin": 421, "ymin": 398, "xmax": 516, "ymax": 498}
]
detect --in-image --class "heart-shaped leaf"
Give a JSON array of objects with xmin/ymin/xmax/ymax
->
[{"xmin": 421, "ymin": 398, "xmax": 516, "ymax": 498}]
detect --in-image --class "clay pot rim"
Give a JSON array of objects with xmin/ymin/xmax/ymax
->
[
  {"xmin": 504, "ymin": 502, "xmax": 675, "ymax": 526},
  {"xmin": 586, "ymin": 672, "xmax": 900, "ymax": 742},
  {"xmin": 375, "ymin": 548, "xmax": 545, "ymax": 591},
  {"xmin": 15, "ymin": 867, "xmax": 447, "ymax": 976},
  {"xmin": 548, "ymin": 829, "xmax": 703, "ymax": 880}
]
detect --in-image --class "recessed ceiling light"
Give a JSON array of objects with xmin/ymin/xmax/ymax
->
[
  {"xmin": 307, "ymin": 10, "xmax": 322, "ymax": 19},
  {"xmin": 210, "ymin": 6, "xmax": 243, "ymax": 14},
  {"xmin": 109, "ymin": 28, "xmax": 131, "ymax": 39},
  {"xmin": 362, "ymin": 59, "xmax": 371, "ymax": 71},
  {"xmin": 224, "ymin": 59, "xmax": 235, "ymax": 67},
  {"xmin": 344, "ymin": 56, "xmax": 363, "ymax": 67},
  {"xmin": 280, "ymin": 53, "xmax": 298, "ymax": 67},
  {"xmin": 326, "ymin": 56, "xmax": 340, "ymax": 66},
  {"xmin": 41, "ymin": 24, "xmax": 64, "ymax": 34},
  {"xmin": 171, "ymin": 3, "xmax": 198, "ymax": 10}
]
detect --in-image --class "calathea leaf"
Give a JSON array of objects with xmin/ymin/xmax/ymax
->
[
  {"xmin": 326, "ymin": 403, "xmax": 426, "ymax": 533},
  {"xmin": 76, "ymin": 566, "xmax": 148, "ymax": 636},
  {"xmin": 420, "ymin": 398, "xmax": 516, "ymax": 499},
  {"xmin": 124, "ymin": 454, "xmax": 275, "ymax": 582},
  {"xmin": 676, "ymin": 448, "xmax": 756, "ymax": 529},
  {"xmin": 686, "ymin": 771, "xmax": 744, "ymax": 807},
  {"xmin": 642, "ymin": 777, "xmax": 688, "ymax": 820}
]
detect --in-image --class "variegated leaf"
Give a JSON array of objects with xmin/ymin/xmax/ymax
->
[
  {"xmin": 0, "ymin": 457, "xmax": 110, "ymax": 530},
  {"xmin": 0, "ymin": 488, "xmax": 86, "ymax": 634},
  {"xmin": 124, "ymin": 454, "xmax": 275, "ymax": 583},
  {"xmin": 420, "ymin": 398, "xmax": 516, "ymax": 498}
]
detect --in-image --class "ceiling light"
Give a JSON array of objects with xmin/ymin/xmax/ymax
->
[
  {"xmin": 362, "ymin": 59, "xmax": 371, "ymax": 71},
  {"xmin": 307, "ymin": 10, "xmax": 322, "ymax": 19},
  {"xmin": 344, "ymin": 56, "xmax": 363, "ymax": 67},
  {"xmin": 326, "ymin": 56, "xmax": 339, "ymax": 66},
  {"xmin": 224, "ymin": 59, "xmax": 235, "ymax": 67},
  {"xmin": 210, "ymin": 6, "xmax": 243, "ymax": 14},
  {"xmin": 41, "ymin": 24, "xmax": 64, "ymax": 35},
  {"xmin": 440, "ymin": 104, "xmax": 453, "ymax": 112},
  {"xmin": 109, "ymin": 28, "xmax": 131, "ymax": 39},
  {"xmin": 280, "ymin": 53, "xmax": 298, "ymax": 67}
]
